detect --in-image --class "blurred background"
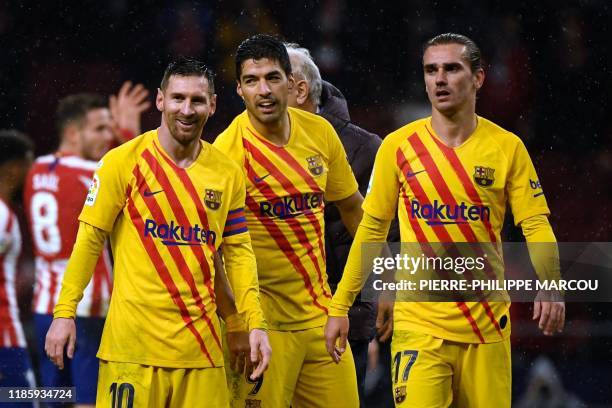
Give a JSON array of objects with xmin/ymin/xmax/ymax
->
[{"xmin": 1, "ymin": 0, "xmax": 611, "ymax": 405}]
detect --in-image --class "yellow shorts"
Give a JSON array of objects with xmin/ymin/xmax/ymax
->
[
  {"xmin": 390, "ymin": 330, "xmax": 511, "ymax": 408},
  {"xmin": 226, "ymin": 326, "xmax": 359, "ymax": 407},
  {"xmin": 96, "ymin": 360, "xmax": 229, "ymax": 408}
]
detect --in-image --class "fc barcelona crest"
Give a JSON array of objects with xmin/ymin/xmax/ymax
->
[
  {"xmin": 394, "ymin": 386, "xmax": 407, "ymax": 404},
  {"xmin": 306, "ymin": 155, "xmax": 324, "ymax": 176},
  {"xmin": 204, "ymin": 189, "xmax": 222, "ymax": 210},
  {"xmin": 473, "ymin": 166, "xmax": 495, "ymax": 187}
]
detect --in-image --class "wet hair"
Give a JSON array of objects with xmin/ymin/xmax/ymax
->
[
  {"xmin": 423, "ymin": 33, "xmax": 482, "ymax": 72},
  {"xmin": 160, "ymin": 56, "xmax": 215, "ymax": 93},
  {"xmin": 0, "ymin": 129, "xmax": 34, "ymax": 166},
  {"xmin": 235, "ymin": 34, "xmax": 292, "ymax": 80},
  {"xmin": 285, "ymin": 43, "xmax": 323, "ymax": 106},
  {"xmin": 56, "ymin": 93, "xmax": 107, "ymax": 135}
]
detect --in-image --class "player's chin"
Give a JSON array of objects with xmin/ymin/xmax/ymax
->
[{"xmin": 257, "ymin": 110, "xmax": 282, "ymax": 124}]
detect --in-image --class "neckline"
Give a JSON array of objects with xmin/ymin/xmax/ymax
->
[
  {"xmin": 244, "ymin": 109, "xmax": 295, "ymax": 149},
  {"xmin": 153, "ymin": 129, "xmax": 206, "ymax": 170},
  {"xmin": 425, "ymin": 115, "xmax": 482, "ymax": 150}
]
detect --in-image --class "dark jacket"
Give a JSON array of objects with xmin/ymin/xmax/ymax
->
[{"xmin": 319, "ymin": 81, "xmax": 399, "ymax": 341}]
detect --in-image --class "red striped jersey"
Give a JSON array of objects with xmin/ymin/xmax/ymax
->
[
  {"xmin": 0, "ymin": 199, "xmax": 27, "ymax": 348},
  {"xmin": 75, "ymin": 130, "xmax": 249, "ymax": 368},
  {"xmin": 214, "ymin": 108, "xmax": 358, "ymax": 330},
  {"xmin": 364, "ymin": 116, "xmax": 550, "ymax": 343},
  {"xmin": 24, "ymin": 154, "xmax": 112, "ymax": 317}
]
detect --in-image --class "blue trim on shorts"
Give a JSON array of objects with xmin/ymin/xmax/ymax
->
[{"xmin": 34, "ymin": 313, "xmax": 105, "ymax": 404}]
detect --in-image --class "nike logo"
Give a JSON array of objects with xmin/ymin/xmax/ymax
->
[
  {"xmin": 144, "ymin": 189, "xmax": 164, "ymax": 197},
  {"xmin": 406, "ymin": 169, "xmax": 426, "ymax": 178},
  {"xmin": 254, "ymin": 174, "xmax": 271, "ymax": 183}
]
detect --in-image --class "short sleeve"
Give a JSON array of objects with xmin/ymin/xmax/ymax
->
[
  {"xmin": 361, "ymin": 136, "xmax": 400, "ymax": 220},
  {"xmin": 222, "ymin": 166, "xmax": 250, "ymax": 245},
  {"xmin": 213, "ymin": 128, "xmax": 245, "ymax": 169},
  {"xmin": 78, "ymin": 149, "xmax": 129, "ymax": 232},
  {"xmin": 506, "ymin": 138, "xmax": 550, "ymax": 225},
  {"xmin": 324, "ymin": 124, "xmax": 359, "ymax": 202}
]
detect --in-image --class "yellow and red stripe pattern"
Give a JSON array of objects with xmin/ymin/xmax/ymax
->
[
  {"xmin": 77, "ymin": 130, "xmax": 249, "ymax": 367},
  {"xmin": 363, "ymin": 116, "xmax": 549, "ymax": 343},
  {"xmin": 214, "ymin": 108, "xmax": 358, "ymax": 331}
]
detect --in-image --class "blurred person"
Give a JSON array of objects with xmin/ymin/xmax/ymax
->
[
  {"xmin": 326, "ymin": 33, "xmax": 565, "ymax": 407},
  {"xmin": 515, "ymin": 356, "xmax": 584, "ymax": 408},
  {"xmin": 214, "ymin": 34, "xmax": 361, "ymax": 407},
  {"xmin": 24, "ymin": 84, "xmax": 149, "ymax": 408},
  {"xmin": 285, "ymin": 42, "xmax": 395, "ymax": 406},
  {"xmin": 0, "ymin": 130, "xmax": 36, "ymax": 406},
  {"xmin": 44, "ymin": 57, "xmax": 270, "ymax": 407}
]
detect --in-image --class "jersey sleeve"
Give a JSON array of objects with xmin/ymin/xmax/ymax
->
[
  {"xmin": 213, "ymin": 129, "xmax": 245, "ymax": 169},
  {"xmin": 324, "ymin": 123, "xmax": 359, "ymax": 202},
  {"xmin": 54, "ymin": 222, "xmax": 108, "ymax": 318},
  {"xmin": 222, "ymin": 166, "xmax": 250, "ymax": 245},
  {"xmin": 361, "ymin": 136, "xmax": 400, "ymax": 220},
  {"xmin": 506, "ymin": 138, "xmax": 551, "ymax": 225},
  {"xmin": 78, "ymin": 149, "xmax": 130, "ymax": 232}
]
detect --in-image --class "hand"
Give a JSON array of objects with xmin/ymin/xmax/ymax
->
[
  {"xmin": 248, "ymin": 329, "xmax": 272, "ymax": 380},
  {"xmin": 533, "ymin": 290, "xmax": 565, "ymax": 336},
  {"xmin": 45, "ymin": 318, "xmax": 76, "ymax": 369},
  {"xmin": 110, "ymin": 81, "xmax": 151, "ymax": 141},
  {"xmin": 324, "ymin": 316, "xmax": 349, "ymax": 363},
  {"xmin": 226, "ymin": 330, "xmax": 250, "ymax": 374},
  {"xmin": 376, "ymin": 298, "xmax": 394, "ymax": 342}
]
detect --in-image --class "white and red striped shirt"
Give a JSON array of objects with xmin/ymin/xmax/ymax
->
[
  {"xmin": 24, "ymin": 154, "xmax": 112, "ymax": 317},
  {"xmin": 0, "ymin": 199, "xmax": 27, "ymax": 348}
]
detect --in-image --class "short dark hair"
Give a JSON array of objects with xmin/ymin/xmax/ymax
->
[
  {"xmin": 423, "ymin": 33, "xmax": 482, "ymax": 73},
  {"xmin": 0, "ymin": 129, "xmax": 34, "ymax": 166},
  {"xmin": 235, "ymin": 34, "xmax": 292, "ymax": 80},
  {"xmin": 56, "ymin": 93, "xmax": 107, "ymax": 135},
  {"xmin": 160, "ymin": 57, "xmax": 215, "ymax": 93}
]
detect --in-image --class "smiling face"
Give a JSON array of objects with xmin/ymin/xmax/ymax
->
[
  {"xmin": 236, "ymin": 57, "xmax": 294, "ymax": 130},
  {"xmin": 423, "ymin": 43, "xmax": 484, "ymax": 116},
  {"xmin": 156, "ymin": 74, "xmax": 216, "ymax": 146}
]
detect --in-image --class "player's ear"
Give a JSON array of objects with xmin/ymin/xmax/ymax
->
[
  {"xmin": 209, "ymin": 93, "xmax": 217, "ymax": 117},
  {"xmin": 63, "ymin": 123, "xmax": 79, "ymax": 146},
  {"xmin": 474, "ymin": 68, "xmax": 485, "ymax": 91},
  {"xmin": 156, "ymin": 88, "xmax": 164, "ymax": 112},
  {"xmin": 237, "ymin": 80, "xmax": 246, "ymax": 100},
  {"xmin": 296, "ymin": 80, "xmax": 310, "ymax": 106}
]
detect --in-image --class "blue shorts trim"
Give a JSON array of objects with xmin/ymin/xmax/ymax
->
[{"xmin": 34, "ymin": 313, "xmax": 104, "ymax": 404}]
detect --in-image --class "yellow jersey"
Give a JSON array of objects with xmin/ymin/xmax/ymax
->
[
  {"xmin": 362, "ymin": 116, "xmax": 550, "ymax": 343},
  {"xmin": 78, "ymin": 130, "xmax": 249, "ymax": 367},
  {"xmin": 214, "ymin": 108, "xmax": 358, "ymax": 330}
]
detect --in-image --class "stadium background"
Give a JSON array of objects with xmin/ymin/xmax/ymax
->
[{"xmin": 2, "ymin": 0, "xmax": 611, "ymax": 405}]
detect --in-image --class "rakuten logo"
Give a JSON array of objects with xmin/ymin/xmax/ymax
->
[
  {"xmin": 410, "ymin": 200, "xmax": 490, "ymax": 226},
  {"xmin": 260, "ymin": 192, "xmax": 324, "ymax": 219},
  {"xmin": 144, "ymin": 219, "xmax": 216, "ymax": 246}
]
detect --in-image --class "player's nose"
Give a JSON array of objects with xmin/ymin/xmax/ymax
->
[
  {"xmin": 103, "ymin": 127, "xmax": 114, "ymax": 142},
  {"xmin": 180, "ymin": 100, "xmax": 195, "ymax": 115},
  {"xmin": 435, "ymin": 70, "xmax": 447, "ymax": 84},
  {"xmin": 257, "ymin": 79, "xmax": 272, "ymax": 96}
]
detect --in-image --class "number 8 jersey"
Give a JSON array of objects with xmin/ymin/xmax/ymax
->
[{"xmin": 24, "ymin": 153, "xmax": 112, "ymax": 317}]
